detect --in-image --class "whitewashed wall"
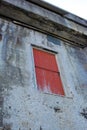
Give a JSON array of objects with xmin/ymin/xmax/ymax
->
[{"xmin": 0, "ymin": 18, "xmax": 87, "ymax": 130}]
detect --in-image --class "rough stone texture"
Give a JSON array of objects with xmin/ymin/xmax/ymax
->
[{"xmin": 0, "ymin": 18, "xmax": 87, "ymax": 130}]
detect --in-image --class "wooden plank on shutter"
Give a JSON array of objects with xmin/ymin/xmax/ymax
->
[
  {"xmin": 35, "ymin": 67, "xmax": 65, "ymax": 95},
  {"xmin": 33, "ymin": 48, "xmax": 59, "ymax": 72}
]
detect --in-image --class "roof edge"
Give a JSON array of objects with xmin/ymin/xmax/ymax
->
[{"xmin": 26, "ymin": 0, "xmax": 87, "ymax": 27}]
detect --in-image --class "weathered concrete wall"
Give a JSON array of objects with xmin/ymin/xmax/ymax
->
[{"xmin": 0, "ymin": 18, "xmax": 87, "ymax": 130}]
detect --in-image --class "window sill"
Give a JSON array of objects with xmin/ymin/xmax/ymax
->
[{"xmin": 40, "ymin": 91, "xmax": 73, "ymax": 99}]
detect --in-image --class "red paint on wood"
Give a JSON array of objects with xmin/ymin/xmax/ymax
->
[
  {"xmin": 33, "ymin": 48, "xmax": 65, "ymax": 95},
  {"xmin": 33, "ymin": 48, "xmax": 59, "ymax": 72},
  {"xmin": 35, "ymin": 68, "xmax": 64, "ymax": 95}
]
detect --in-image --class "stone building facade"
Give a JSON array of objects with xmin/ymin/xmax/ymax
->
[{"xmin": 0, "ymin": 0, "xmax": 87, "ymax": 130}]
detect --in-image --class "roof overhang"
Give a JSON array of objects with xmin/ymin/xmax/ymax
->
[
  {"xmin": 27, "ymin": 0, "xmax": 87, "ymax": 27},
  {"xmin": 0, "ymin": 0, "xmax": 87, "ymax": 48}
]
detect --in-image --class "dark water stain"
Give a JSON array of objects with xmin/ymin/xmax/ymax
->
[
  {"xmin": 0, "ymin": 97, "xmax": 3, "ymax": 127},
  {"xmin": 3, "ymin": 123, "xmax": 12, "ymax": 130},
  {"xmin": 40, "ymin": 126, "xmax": 43, "ymax": 130},
  {"xmin": 54, "ymin": 107, "xmax": 62, "ymax": 113},
  {"xmin": 80, "ymin": 108, "xmax": 87, "ymax": 119},
  {"xmin": 0, "ymin": 34, "xmax": 2, "ymax": 41},
  {"xmin": 47, "ymin": 35, "xmax": 61, "ymax": 46}
]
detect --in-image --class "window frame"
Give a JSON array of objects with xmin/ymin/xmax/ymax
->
[{"xmin": 32, "ymin": 45, "xmax": 65, "ymax": 96}]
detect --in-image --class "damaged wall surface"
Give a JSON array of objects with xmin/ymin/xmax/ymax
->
[{"xmin": 0, "ymin": 0, "xmax": 87, "ymax": 130}]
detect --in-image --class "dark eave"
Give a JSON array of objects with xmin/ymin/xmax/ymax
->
[
  {"xmin": 0, "ymin": 0, "xmax": 87, "ymax": 48},
  {"xmin": 27, "ymin": 0, "xmax": 87, "ymax": 27}
]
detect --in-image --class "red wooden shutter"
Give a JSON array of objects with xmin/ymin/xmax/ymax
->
[{"xmin": 33, "ymin": 48, "xmax": 65, "ymax": 95}]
